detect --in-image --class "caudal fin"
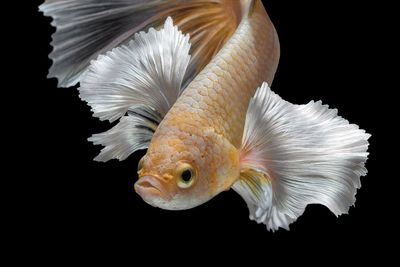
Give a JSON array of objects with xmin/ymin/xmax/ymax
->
[
  {"xmin": 40, "ymin": 0, "xmax": 247, "ymax": 87},
  {"xmin": 234, "ymin": 83, "xmax": 370, "ymax": 231}
]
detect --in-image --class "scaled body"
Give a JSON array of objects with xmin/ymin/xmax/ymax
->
[{"xmin": 40, "ymin": 0, "xmax": 369, "ymax": 231}]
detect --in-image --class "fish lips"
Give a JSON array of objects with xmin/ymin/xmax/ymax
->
[{"xmin": 134, "ymin": 176, "xmax": 174, "ymax": 204}]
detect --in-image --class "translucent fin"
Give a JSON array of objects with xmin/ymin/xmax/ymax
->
[
  {"xmin": 80, "ymin": 17, "xmax": 190, "ymax": 161},
  {"xmin": 89, "ymin": 107, "xmax": 158, "ymax": 162},
  {"xmin": 79, "ymin": 17, "xmax": 191, "ymax": 123},
  {"xmin": 234, "ymin": 83, "xmax": 370, "ymax": 231},
  {"xmin": 40, "ymin": 0, "xmax": 245, "ymax": 87},
  {"xmin": 231, "ymin": 169, "xmax": 277, "ymax": 227},
  {"xmin": 40, "ymin": 0, "xmax": 168, "ymax": 87}
]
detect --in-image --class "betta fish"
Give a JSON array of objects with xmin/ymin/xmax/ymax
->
[{"xmin": 40, "ymin": 0, "xmax": 370, "ymax": 231}]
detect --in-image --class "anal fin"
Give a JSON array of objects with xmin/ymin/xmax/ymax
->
[{"xmin": 233, "ymin": 82, "xmax": 370, "ymax": 231}]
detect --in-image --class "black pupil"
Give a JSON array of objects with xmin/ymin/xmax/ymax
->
[{"xmin": 181, "ymin": 169, "xmax": 192, "ymax": 182}]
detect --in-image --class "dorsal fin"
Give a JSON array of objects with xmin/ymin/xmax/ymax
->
[
  {"xmin": 40, "ymin": 0, "xmax": 249, "ymax": 87},
  {"xmin": 79, "ymin": 17, "xmax": 191, "ymax": 123},
  {"xmin": 79, "ymin": 17, "xmax": 190, "ymax": 161}
]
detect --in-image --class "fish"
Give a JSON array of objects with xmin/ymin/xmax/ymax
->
[{"xmin": 40, "ymin": 0, "xmax": 370, "ymax": 231}]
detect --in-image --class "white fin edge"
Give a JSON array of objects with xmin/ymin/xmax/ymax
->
[
  {"xmin": 80, "ymin": 17, "xmax": 191, "ymax": 161},
  {"xmin": 79, "ymin": 17, "xmax": 191, "ymax": 122},
  {"xmin": 234, "ymin": 82, "xmax": 370, "ymax": 231},
  {"xmin": 39, "ymin": 0, "xmax": 180, "ymax": 87},
  {"xmin": 89, "ymin": 107, "xmax": 158, "ymax": 162}
]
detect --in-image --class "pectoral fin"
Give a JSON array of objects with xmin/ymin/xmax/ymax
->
[
  {"xmin": 88, "ymin": 107, "xmax": 158, "ymax": 162},
  {"xmin": 232, "ymin": 169, "xmax": 276, "ymax": 226},
  {"xmin": 234, "ymin": 82, "xmax": 370, "ymax": 231}
]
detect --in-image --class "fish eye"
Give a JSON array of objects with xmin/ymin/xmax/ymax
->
[
  {"xmin": 177, "ymin": 163, "xmax": 195, "ymax": 189},
  {"xmin": 181, "ymin": 169, "xmax": 192, "ymax": 182},
  {"xmin": 137, "ymin": 157, "xmax": 144, "ymax": 171}
]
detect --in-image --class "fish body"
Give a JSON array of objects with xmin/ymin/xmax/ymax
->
[
  {"xmin": 140, "ymin": 1, "xmax": 279, "ymax": 209},
  {"xmin": 40, "ymin": 0, "xmax": 370, "ymax": 230},
  {"xmin": 164, "ymin": 0, "xmax": 279, "ymax": 148}
]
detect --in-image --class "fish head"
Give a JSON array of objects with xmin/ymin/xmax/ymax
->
[{"xmin": 135, "ymin": 128, "xmax": 240, "ymax": 210}]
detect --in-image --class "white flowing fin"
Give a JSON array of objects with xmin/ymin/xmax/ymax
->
[
  {"xmin": 234, "ymin": 82, "xmax": 370, "ymax": 231},
  {"xmin": 81, "ymin": 17, "xmax": 190, "ymax": 161},
  {"xmin": 79, "ymin": 17, "xmax": 191, "ymax": 123},
  {"xmin": 40, "ymin": 0, "xmax": 168, "ymax": 87},
  {"xmin": 89, "ymin": 107, "xmax": 158, "ymax": 162},
  {"xmin": 40, "ymin": 0, "xmax": 246, "ymax": 87}
]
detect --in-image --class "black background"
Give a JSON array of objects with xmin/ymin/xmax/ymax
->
[{"xmin": 10, "ymin": 0, "xmax": 393, "ymax": 264}]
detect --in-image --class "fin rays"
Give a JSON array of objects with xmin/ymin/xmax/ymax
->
[
  {"xmin": 79, "ymin": 17, "xmax": 191, "ymax": 122},
  {"xmin": 80, "ymin": 17, "xmax": 191, "ymax": 161},
  {"xmin": 89, "ymin": 108, "xmax": 157, "ymax": 162},
  {"xmin": 40, "ymin": 0, "xmax": 243, "ymax": 87},
  {"xmin": 235, "ymin": 83, "xmax": 370, "ymax": 231}
]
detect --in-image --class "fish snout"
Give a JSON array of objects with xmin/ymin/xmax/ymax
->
[{"xmin": 134, "ymin": 175, "xmax": 173, "ymax": 202}]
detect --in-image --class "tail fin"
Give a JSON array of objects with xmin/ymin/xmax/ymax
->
[
  {"xmin": 40, "ymin": 0, "xmax": 247, "ymax": 87},
  {"xmin": 234, "ymin": 83, "xmax": 370, "ymax": 231}
]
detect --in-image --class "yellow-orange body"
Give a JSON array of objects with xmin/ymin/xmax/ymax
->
[
  {"xmin": 138, "ymin": 1, "xmax": 280, "ymax": 207},
  {"xmin": 41, "ymin": 0, "xmax": 370, "ymax": 229}
]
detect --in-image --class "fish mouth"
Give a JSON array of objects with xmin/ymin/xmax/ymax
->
[{"xmin": 134, "ymin": 175, "xmax": 172, "ymax": 202}]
